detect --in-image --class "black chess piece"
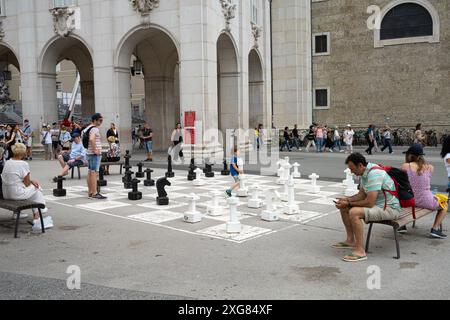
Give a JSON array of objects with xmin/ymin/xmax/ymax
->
[
  {"xmin": 136, "ymin": 162, "xmax": 145, "ymax": 178},
  {"xmin": 165, "ymin": 155, "xmax": 175, "ymax": 178},
  {"xmin": 128, "ymin": 179, "xmax": 143, "ymax": 201},
  {"xmin": 53, "ymin": 176, "xmax": 66, "ymax": 197},
  {"xmin": 187, "ymin": 158, "xmax": 197, "ymax": 181},
  {"xmin": 156, "ymin": 177, "xmax": 171, "ymax": 205},
  {"xmin": 124, "ymin": 150, "xmax": 131, "ymax": 167},
  {"xmin": 203, "ymin": 163, "xmax": 215, "ymax": 178},
  {"xmin": 221, "ymin": 160, "xmax": 230, "ymax": 176},
  {"xmin": 144, "ymin": 168, "xmax": 155, "ymax": 187},
  {"xmin": 123, "ymin": 170, "xmax": 134, "ymax": 189},
  {"xmin": 97, "ymin": 165, "xmax": 107, "ymax": 187}
]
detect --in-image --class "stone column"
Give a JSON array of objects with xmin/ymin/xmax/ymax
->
[{"xmin": 80, "ymin": 80, "xmax": 95, "ymax": 118}]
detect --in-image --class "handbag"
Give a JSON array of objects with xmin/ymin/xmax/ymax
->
[{"xmin": 41, "ymin": 132, "xmax": 48, "ymax": 146}]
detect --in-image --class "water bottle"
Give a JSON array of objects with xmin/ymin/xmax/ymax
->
[{"xmin": 432, "ymin": 187, "xmax": 439, "ymax": 195}]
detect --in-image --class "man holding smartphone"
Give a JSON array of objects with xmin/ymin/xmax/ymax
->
[{"xmin": 333, "ymin": 153, "xmax": 401, "ymax": 262}]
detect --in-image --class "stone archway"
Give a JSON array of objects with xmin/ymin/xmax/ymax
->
[
  {"xmin": 248, "ymin": 49, "xmax": 264, "ymax": 129},
  {"xmin": 116, "ymin": 26, "xmax": 180, "ymax": 151},
  {"xmin": 39, "ymin": 36, "xmax": 95, "ymax": 123},
  {"xmin": 0, "ymin": 44, "xmax": 21, "ymax": 114},
  {"xmin": 217, "ymin": 33, "xmax": 239, "ymax": 149}
]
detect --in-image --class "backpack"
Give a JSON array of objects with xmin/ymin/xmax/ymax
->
[
  {"xmin": 369, "ymin": 165, "xmax": 416, "ymax": 219},
  {"xmin": 0, "ymin": 158, "xmax": 4, "ymax": 200},
  {"xmin": 82, "ymin": 126, "xmax": 94, "ymax": 149}
]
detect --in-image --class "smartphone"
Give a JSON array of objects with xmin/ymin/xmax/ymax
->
[{"xmin": 333, "ymin": 200, "xmax": 338, "ymax": 204}]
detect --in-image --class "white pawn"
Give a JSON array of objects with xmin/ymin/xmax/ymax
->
[
  {"xmin": 248, "ymin": 185, "xmax": 264, "ymax": 209},
  {"xmin": 193, "ymin": 168, "xmax": 206, "ymax": 186},
  {"xmin": 283, "ymin": 175, "xmax": 300, "ymax": 215},
  {"xmin": 292, "ymin": 163, "xmax": 301, "ymax": 179},
  {"xmin": 309, "ymin": 173, "xmax": 321, "ymax": 194},
  {"xmin": 261, "ymin": 190, "xmax": 279, "ymax": 222},
  {"xmin": 236, "ymin": 174, "xmax": 249, "ymax": 197},
  {"xmin": 226, "ymin": 196, "xmax": 242, "ymax": 233},
  {"xmin": 343, "ymin": 168, "xmax": 353, "ymax": 185},
  {"xmin": 184, "ymin": 193, "xmax": 202, "ymax": 223},
  {"xmin": 207, "ymin": 190, "xmax": 224, "ymax": 216},
  {"xmin": 276, "ymin": 159, "xmax": 285, "ymax": 177},
  {"xmin": 281, "ymin": 160, "xmax": 292, "ymax": 182}
]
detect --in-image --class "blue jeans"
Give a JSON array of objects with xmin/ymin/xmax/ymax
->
[
  {"xmin": 315, "ymin": 138, "xmax": 324, "ymax": 152},
  {"xmin": 333, "ymin": 140, "xmax": 342, "ymax": 151},
  {"xmin": 280, "ymin": 138, "xmax": 291, "ymax": 151},
  {"xmin": 87, "ymin": 154, "xmax": 101, "ymax": 172},
  {"xmin": 381, "ymin": 139, "xmax": 393, "ymax": 153}
]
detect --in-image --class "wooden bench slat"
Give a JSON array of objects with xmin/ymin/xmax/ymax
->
[{"xmin": 0, "ymin": 200, "xmax": 46, "ymax": 211}]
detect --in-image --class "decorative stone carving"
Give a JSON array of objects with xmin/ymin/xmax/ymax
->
[
  {"xmin": 0, "ymin": 19, "xmax": 5, "ymax": 41},
  {"xmin": 50, "ymin": 7, "xmax": 75, "ymax": 37},
  {"xmin": 251, "ymin": 22, "xmax": 262, "ymax": 48},
  {"xmin": 129, "ymin": 0, "xmax": 160, "ymax": 16},
  {"xmin": 220, "ymin": 0, "xmax": 236, "ymax": 31}
]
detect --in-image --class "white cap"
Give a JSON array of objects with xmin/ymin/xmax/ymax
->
[{"xmin": 347, "ymin": 124, "xmax": 352, "ymax": 127}]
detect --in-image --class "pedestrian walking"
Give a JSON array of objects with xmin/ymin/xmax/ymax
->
[{"xmin": 381, "ymin": 126, "xmax": 393, "ymax": 154}]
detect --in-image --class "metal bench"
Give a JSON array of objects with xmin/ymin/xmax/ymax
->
[
  {"xmin": 365, "ymin": 207, "xmax": 439, "ymax": 259},
  {"xmin": 0, "ymin": 199, "xmax": 46, "ymax": 238}
]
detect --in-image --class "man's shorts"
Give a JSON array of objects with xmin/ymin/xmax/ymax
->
[
  {"xmin": 232, "ymin": 175, "xmax": 240, "ymax": 183},
  {"xmin": 87, "ymin": 154, "xmax": 101, "ymax": 172},
  {"xmin": 145, "ymin": 141, "xmax": 153, "ymax": 153},
  {"xmin": 68, "ymin": 159, "xmax": 85, "ymax": 169},
  {"xmin": 364, "ymin": 206, "xmax": 401, "ymax": 224},
  {"xmin": 24, "ymin": 138, "xmax": 32, "ymax": 147}
]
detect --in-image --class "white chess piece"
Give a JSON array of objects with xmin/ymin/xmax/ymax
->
[
  {"xmin": 342, "ymin": 169, "xmax": 358, "ymax": 196},
  {"xmin": 261, "ymin": 190, "xmax": 279, "ymax": 221},
  {"xmin": 276, "ymin": 159, "xmax": 285, "ymax": 177},
  {"xmin": 248, "ymin": 185, "xmax": 264, "ymax": 209},
  {"xmin": 236, "ymin": 174, "xmax": 249, "ymax": 197},
  {"xmin": 193, "ymin": 168, "xmax": 206, "ymax": 186},
  {"xmin": 184, "ymin": 193, "xmax": 202, "ymax": 223},
  {"xmin": 206, "ymin": 190, "xmax": 224, "ymax": 216},
  {"xmin": 309, "ymin": 173, "xmax": 321, "ymax": 194},
  {"xmin": 343, "ymin": 168, "xmax": 353, "ymax": 185},
  {"xmin": 283, "ymin": 175, "xmax": 300, "ymax": 215},
  {"xmin": 281, "ymin": 161, "xmax": 292, "ymax": 182},
  {"xmin": 226, "ymin": 196, "xmax": 242, "ymax": 233},
  {"xmin": 292, "ymin": 163, "xmax": 301, "ymax": 179}
]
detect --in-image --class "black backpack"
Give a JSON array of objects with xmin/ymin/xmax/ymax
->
[
  {"xmin": 0, "ymin": 159, "xmax": 4, "ymax": 200},
  {"xmin": 82, "ymin": 126, "xmax": 94, "ymax": 149}
]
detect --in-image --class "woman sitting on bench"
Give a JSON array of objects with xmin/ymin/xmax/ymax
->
[
  {"xmin": 401, "ymin": 144, "xmax": 448, "ymax": 239},
  {"xmin": 1, "ymin": 143, "xmax": 53, "ymax": 231},
  {"xmin": 104, "ymin": 136, "xmax": 121, "ymax": 175}
]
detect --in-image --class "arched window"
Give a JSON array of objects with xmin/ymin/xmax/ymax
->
[
  {"xmin": 381, "ymin": 3, "xmax": 433, "ymax": 40},
  {"xmin": 374, "ymin": 0, "xmax": 440, "ymax": 48}
]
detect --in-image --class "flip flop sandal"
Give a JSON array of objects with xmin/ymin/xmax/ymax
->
[
  {"xmin": 342, "ymin": 253, "xmax": 368, "ymax": 262},
  {"xmin": 331, "ymin": 242, "xmax": 354, "ymax": 249}
]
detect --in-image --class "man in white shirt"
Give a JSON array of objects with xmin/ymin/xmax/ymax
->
[{"xmin": 343, "ymin": 125, "xmax": 355, "ymax": 154}]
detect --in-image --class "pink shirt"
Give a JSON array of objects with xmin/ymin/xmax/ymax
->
[{"xmin": 316, "ymin": 128, "xmax": 323, "ymax": 138}]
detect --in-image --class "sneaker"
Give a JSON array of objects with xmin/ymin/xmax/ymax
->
[
  {"xmin": 226, "ymin": 189, "xmax": 232, "ymax": 197},
  {"xmin": 92, "ymin": 193, "xmax": 107, "ymax": 200},
  {"xmin": 41, "ymin": 207, "xmax": 49, "ymax": 214},
  {"xmin": 430, "ymin": 228, "xmax": 447, "ymax": 239},
  {"xmin": 12, "ymin": 213, "xmax": 28, "ymax": 219},
  {"xmin": 398, "ymin": 226, "xmax": 407, "ymax": 234}
]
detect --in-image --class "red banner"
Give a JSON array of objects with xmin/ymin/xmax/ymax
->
[{"xmin": 184, "ymin": 111, "xmax": 196, "ymax": 144}]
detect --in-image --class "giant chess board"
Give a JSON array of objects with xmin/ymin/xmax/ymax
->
[{"xmin": 43, "ymin": 168, "xmax": 348, "ymax": 244}]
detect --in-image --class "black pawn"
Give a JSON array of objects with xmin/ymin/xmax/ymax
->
[
  {"xmin": 128, "ymin": 179, "xmax": 143, "ymax": 201},
  {"xmin": 123, "ymin": 171, "xmax": 134, "ymax": 189},
  {"xmin": 187, "ymin": 158, "xmax": 197, "ymax": 181},
  {"xmin": 221, "ymin": 160, "xmax": 230, "ymax": 176},
  {"xmin": 166, "ymin": 155, "xmax": 175, "ymax": 178},
  {"xmin": 204, "ymin": 163, "xmax": 215, "ymax": 178},
  {"xmin": 53, "ymin": 176, "xmax": 66, "ymax": 197},
  {"xmin": 124, "ymin": 150, "xmax": 131, "ymax": 167},
  {"xmin": 136, "ymin": 162, "xmax": 145, "ymax": 178},
  {"xmin": 144, "ymin": 168, "xmax": 155, "ymax": 187},
  {"xmin": 98, "ymin": 166, "xmax": 107, "ymax": 187}
]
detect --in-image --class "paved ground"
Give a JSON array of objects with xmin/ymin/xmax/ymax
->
[{"xmin": 1, "ymin": 153, "xmax": 449, "ymax": 300}]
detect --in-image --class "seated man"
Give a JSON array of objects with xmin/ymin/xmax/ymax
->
[
  {"xmin": 55, "ymin": 133, "xmax": 86, "ymax": 180},
  {"xmin": 333, "ymin": 153, "xmax": 401, "ymax": 262}
]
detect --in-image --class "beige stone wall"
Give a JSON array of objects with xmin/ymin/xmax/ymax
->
[{"xmin": 312, "ymin": 0, "xmax": 450, "ymax": 132}]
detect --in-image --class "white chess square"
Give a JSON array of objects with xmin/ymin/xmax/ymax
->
[
  {"xmin": 128, "ymin": 211, "xmax": 184, "ymax": 224},
  {"xmin": 165, "ymin": 185, "xmax": 193, "ymax": 192},
  {"xmin": 137, "ymin": 200, "xmax": 186, "ymax": 210},
  {"xmin": 44, "ymin": 193, "xmax": 86, "ymax": 201},
  {"xmin": 205, "ymin": 211, "xmax": 256, "ymax": 222},
  {"xmin": 196, "ymin": 224, "xmax": 272, "ymax": 242},
  {"xmin": 100, "ymin": 192, "xmax": 129, "ymax": 200},
  {"xmin": 296, "ymin": 191, "xmax": 339, "ymax": 198},
  {"xmin": 308, "ymin": 198, "xmax": 337, "ymax": 206},
  {"xmin": 279, "ymin": 211, "xmax": 329, "ymax": 223},
  {"xmin": 65, "ymin": 186, "xmax": 89, "ymax": 192},
  {"xmin": 77, "ymin": 201, "xmax": 131, "ymax": 211}
]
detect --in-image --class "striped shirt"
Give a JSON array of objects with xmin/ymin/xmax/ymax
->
[
  {"xmin": 360, "ymin": 163, "xmax": 401, "ymax": 211},
  {"xmin": 86, "ymin": 126, "xmax": 102, "ymax": 155}
]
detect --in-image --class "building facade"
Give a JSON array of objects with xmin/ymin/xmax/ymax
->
[
  {"xmin": 311, "ymin": 0, "xmax": 450, "ymax": 131},
  {"xmin": 0, "ymin": 0, "xmax": 276, "ymax": 152}
]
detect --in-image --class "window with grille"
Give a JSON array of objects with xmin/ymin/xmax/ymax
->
[
  {"xmin": 314, "ymin": 88, "xmax": 329, "ymax": 109},
  {"xmin": 53, "ymin": 0, "xmax": 77, "ymax": 8},
  {"xmin": 381, "ymin": 3, "xmax": 433, "ymax": 40}
]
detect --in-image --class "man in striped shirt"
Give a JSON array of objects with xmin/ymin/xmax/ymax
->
[{"xmin": 85, "ymin": 113, "xmax": 107, "ymax": 200}]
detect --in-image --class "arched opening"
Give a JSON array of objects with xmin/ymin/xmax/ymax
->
[
  {"xmin": 217, "ymin": 33, "xmax": 239, "ymax": 150},
  {"xmin": 381, "ymin": 3, "xmax": 433, "ymax": 40},
  {"xmin": 248, "ymin": 49, "xmax": 264, "ymax": 130},
  {"xmin": 0, "ymin": 44, "xmax": 21, "ymax": 123},
  {"xmin": 116, "ymin": 27, "xmax": 180, "ymax": 151},
  {"xmin": 40, "ymin": 36, "xmax": 95, "ymax": 123}
]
